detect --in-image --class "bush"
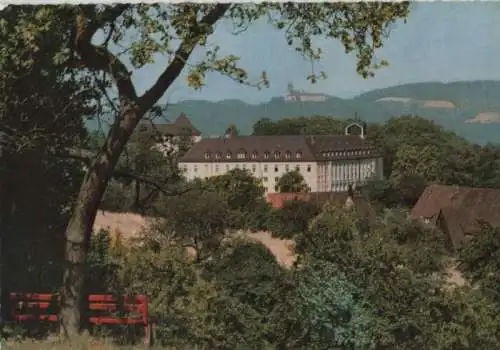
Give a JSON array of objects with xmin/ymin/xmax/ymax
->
[{"xmin": 270, "ymin": 200, "xmax": 321, "ymax": 239}]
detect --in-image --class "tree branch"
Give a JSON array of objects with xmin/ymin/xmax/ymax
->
[
  {"xmin": 112, "ymin": 170, "xmax": 190, "ymax": 197},
  {"xmin": 72, "ymin": 5, "xmax": 138, "ymax": 101},
  {"xmin": 138, "ymin": 4, "xmax": 231, "ymax": 111}
]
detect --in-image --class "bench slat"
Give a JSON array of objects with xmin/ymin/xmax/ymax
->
[{"xmin": 17, "ymin": 302, "xmax": 143, "ymax": 313}]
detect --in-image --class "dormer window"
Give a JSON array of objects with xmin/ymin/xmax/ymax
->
[
  {"xmin": 285, "ymin": 151, "xmax": 291, "ymax": 159},
  {"xmin": 296, "ymin": 151, "xmax": 302, "ymax": 159},
  {"xmin": 251, "ymin": 151, "xmax": 258, "ymax": 159},
  {"xmin": 204, "ymin": 152, "xmax": 210, "ymax": 160},
  {"xmin": 139, "ymin": 124, "xmax": 148, "ymax": 132},
  {"xmin": 264, "ymin": 151, "xmax": 270, "ymax": 159},
  {"xmin": 226, "ymin": 152, "xmax": 232, "ymax": 159},
  {"xmin": 273, "ymin": 151, "xmax": 281, "ymax": 158},
  {"xmin": 215, "ymin": 152, "xmax": 221, "ymax": 159},
  {"xmin": 237, "ymin": 152, "xmax": 246, "ymax": 159}
]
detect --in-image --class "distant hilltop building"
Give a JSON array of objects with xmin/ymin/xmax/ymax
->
[
  {"xmin": 285, "ymin": 82, "xmax": 329, "ymax": 102},
  {"xmin": 178, "ymin": 122, "xmax": 383, "ymax": 194},
  {"xmin": 131, "ymin": 113, "xmax": 202, "ymax": 143}
]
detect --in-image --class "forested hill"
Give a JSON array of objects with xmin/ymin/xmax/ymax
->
[{"xmin": 89, "ymin": 80, "xmax": 500, "ymax": 145}]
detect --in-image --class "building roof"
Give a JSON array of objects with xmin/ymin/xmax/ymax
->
[
  {"xmin": 411, "ymin": 184, "xmax": 500, "ymax": 248},
  {"xmin": 266, "ymin": 191, "xmax": 376, "ymax": 220},
  {"xmin": 131, "ymin": 113, "xmax": 201, "ymax": 141},
  {"xmin": 179, "ymin": 134, "xmax": 376, "ymax": 163}
]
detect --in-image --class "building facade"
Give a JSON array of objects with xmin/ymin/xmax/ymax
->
[{"xmin": 179, "ymin": 123, "xmax": 383, "ymax": 194}]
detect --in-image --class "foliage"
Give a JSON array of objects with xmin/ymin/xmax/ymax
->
[
  {"xmin": 207, "ymin": 240, "xmax": 294, "ymax": 345},
  {"xmin": 224, "ymin": 123, "xmax": 239, "ymax": 136},
  {"xmin": 458, "ymin": 223, "xmax": 500, "ymax": 303},
  {"xmin": 0, "ymin": 20, "xmax": 91, "ymax": 301},
  {"xmin": 85, "ymin": 229, "xmax": 121, "ymax": 293},
  {"xmin": 276, "ymin": 170, "xmax": 309, "ymax": 193},
  {"xmin": 101, "ymin": 132, "xmax": 185, "ymax": 214},
  {"xmin": 293, "ymin": 205, "xmax": 500, "ymax": 349},
  {"xmin": 293, "ymin": 261, "xmax": 374, "ymax": 350},
  {"xmin": 205, "ymin": 168, "xmax": 269, "ymax": 230},
  {"xmin": 152, "ymin": 188, "xmax": 229, "ymax": 263},
  {"xmin": 270, "ymin": 199, "xmax": 321, "ymax": 239}
]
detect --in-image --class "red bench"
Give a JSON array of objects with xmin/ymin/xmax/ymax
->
[{"xmin": 9, "ymin": 293, "xmax": 153, "ymax": 345}]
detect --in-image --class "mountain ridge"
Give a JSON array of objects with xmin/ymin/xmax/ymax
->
[{"xmin": 86, "ymin": 80, "xmax": 500, "ymax": 145}]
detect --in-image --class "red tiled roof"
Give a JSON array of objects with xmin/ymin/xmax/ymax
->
[
  {"xmin": 266, "ymin": 192, "xmax": 376, "ymax": 219},
  {"xmin": 412, "ymin": 184, "xmax": 500, "ymax": 248}
]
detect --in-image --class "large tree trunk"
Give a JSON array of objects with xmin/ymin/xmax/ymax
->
[{"xmin": 59, "ymin": 106, "xmax": 143, "ymax": 341}]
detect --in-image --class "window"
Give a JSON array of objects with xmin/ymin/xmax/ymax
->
[
  {"xmin": 274, "ymin": 177, "xmax": 279, "ymax": 182},
  {"xmin": 194, "ymin": 165, "xmax": 198, "ymax": 173},
  {"xmin": 295, "ymin": 165, "xmax": 300, "ymax": 171},
  {"xmin": 264, "ymin": 187, "xmax": 268, "ymax": 192},
  {"xmin": 251, "ymin": 151, "xmax": 258, "ymax": 159},
  {"xmin": 274, "ymin": 165, "xmax": 279, "ymax": 172},
  {"xmin": 139, "ymin": 124, "xmax": 148, "ymax": 132},
  {"xmin": 205, "ymin": 164, "xmax": 209, "ymax": 172},
  {"xmin": 274, "ymin": 185, "xmax": 278, "ymax": 191},
  {"xmin": 215, "ymin": 164, "xmax": 220, "ymax": 173},
  {"xmin": 285, "ymin": 164, "xmax": 290, "ymax": 172},
  {"xmin": 263, "ymin": 177, "xmax": 268, "ymax": 182},
  {"xmin": 237, "ymin": 152, "xmax": 246, "ymax": 159},
  {"xmin": 423, "ymin": 217, "xmax": 431, "ymax": 224},
  {"xmin": 296, "ymin": 151, "xmax": 302, "ymax": 159},
  {"xmin": 204, "ymin": 152, "xmax": 210, "ymax": 160},
  {"xmin": 182, "ymin": 165, "xmax": 188, "ymax": 172},
  {"xmin": 285, "ymin": 151, "xmax": 291, "ymax": 159},
  {"xmin": 307, "ymin": 165, "xmax": 311, "ymax": 172},
  {"xmin": 274, "ymin": 151, "xmax": 281, "ymax": 158},
  {"xmin": 236, "ymin": 164, "xmax": 240, "ymax": 169},
  {"xmin": 263, "ymin": 164, "xmax": 268, "ymax": 172},
  {"xmin": 264, "ymin": 152, "xmax": 270, "ymax": 159},
  {"xmin": 226, "ymin": 164, "xmax": 230, "ymax": 171},
  {"xmin": 242, "ymin": 164, "xmax": 247, "ymax": 169},
  {"xmin": 215, "ymin": 152, "xmax": 221, "ymax": 159},
  {"xmin": 226, "ymin": 152, "xmax": 232, "ymax": 159},
  {"xmin": 252, "ymin": 165, "xmax": 256, "ymax": 173}
]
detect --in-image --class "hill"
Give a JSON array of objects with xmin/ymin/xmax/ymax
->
[{"xmin": 87, "ymin": 80, "xmax": 500, "ymax": 145}]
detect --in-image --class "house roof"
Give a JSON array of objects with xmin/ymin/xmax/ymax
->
[
  {"xmin": 411, "ymin": 184, "xmax": 500, "ymax": 247},
  {"xmin": 179, "ymin": 134, "xmax": 376, "ymax": 163},
  {"xmin": 131, "ymin": 113, "xmax": 201, "ymax": 141}
]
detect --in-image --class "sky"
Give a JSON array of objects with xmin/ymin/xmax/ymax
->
[{"xmin": 128, "ymin": 2, "xmax": 500, "ymax": 104}]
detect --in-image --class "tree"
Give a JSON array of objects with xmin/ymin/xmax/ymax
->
[
  {"xmin": 0, "ymin": 17, "xmax": 96, "ymax": 324},
  {"xmin": 270, "ymin": 200, "xmax": 321, "ymax": 239},
  {"xmin": 293, "ymin": 205, "xmax": 500, "ymax": 349},
  {"xmin": 154, "ymin": 188, "xmax": 230, "ymax": 263},
  {"xmin": 293, "ymin": 261, "xmax": 374, "ymax": 350},
  {"xmin": 224, "ymin": 123, "xmax": 239, "ymax": 137},
  {"xmin": 207, "ymin": 168, "xmax": 268, "ymax": 229},
  {"xmin": 458, "ymin": 223, "xmax": 500, "ymax": 303},
  {"xmin": 101, "ymin": 132, "xmax": 184, "ymax": 213},
  {"xmin": 0, "ymin": 3, "xmax": 410, "ymax": 337},
  {"xmin": 276, "ymin": 170, "xmax": 309, "ymax": 193},
  {"xmin": 252, "ymin": 116, "xmax": 349, "ymax": 136}
]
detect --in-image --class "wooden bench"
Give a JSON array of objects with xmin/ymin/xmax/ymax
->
[{"xmin": 8, "ymin": 293, "xmax": 153, "ymax": 345}]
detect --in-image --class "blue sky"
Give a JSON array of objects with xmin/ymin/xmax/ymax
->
[{"xmin": 129, "ymin": 2, "xmax": 500, "ymax": 104}]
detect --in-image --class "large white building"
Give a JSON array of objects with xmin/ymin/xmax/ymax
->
[{"xmin": 179, "ymin": 122, "xmax": 383, "ymax": 194}]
